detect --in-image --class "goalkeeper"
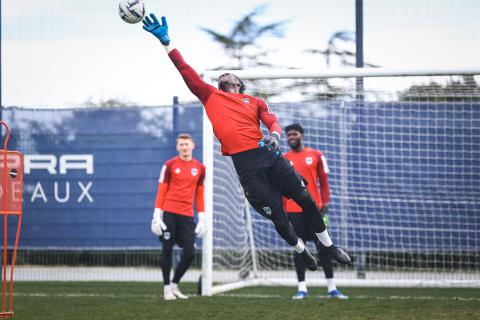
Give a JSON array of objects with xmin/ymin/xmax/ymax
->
[
  {"xmin": 142, "ymin": 14, "xmax": 351, "ymax": 270},
  {"xmin": 283, "ymin": 123, "xmax": 348, "ymax": 300},
  {"xmin": 151, "ymin": 133, "xmax": 207, "ymax": 300}
]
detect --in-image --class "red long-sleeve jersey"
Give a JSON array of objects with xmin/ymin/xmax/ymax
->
[
  {"xmin": 154, "ymin": 156, "xmax": 206, "ymax": 217},
  {"xmin": 169, "ymin": 49, "xmax": 282, "ymax": 155},
  {"xmin": 283, "ymin": 147, "xmax": 330, "ymax": 213}
]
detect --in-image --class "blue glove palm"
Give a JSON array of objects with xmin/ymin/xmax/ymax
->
[
  {"xmin": 258, "ymin": 134, "xmax": 281, "ymax": 155},
  {"xmin": 142, "ymin": 13, "xmax": 170, "ymax": 45}
]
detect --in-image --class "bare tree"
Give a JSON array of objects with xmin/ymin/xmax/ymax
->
[
  {"xmin": 200, "ymin": 5, "xmax": 287, "ymax": 70},
  {"xmin": 306, "ymin": 31, "xmax": 378, "ymax": 68}
]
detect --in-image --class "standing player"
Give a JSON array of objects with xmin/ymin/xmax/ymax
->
[
  {"xmin": 151, "ymin": 133, "xmax": 207, "ymax": 300},
  {"xmin": 283, "ymin": 123, "xmax": 348, "ymax": 300},
  {"xmin": 142, "ymin": 14, "xmax": 351, "ymax": 271}
]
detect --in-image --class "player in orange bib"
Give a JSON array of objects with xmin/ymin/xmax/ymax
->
[
  {"xmin": 151, "ymin": 133, "xmax": 206, "ymax": 300},
  {"xmin": 143, "ymin": 14, "xmax": 351, "ymax": 272},
  {"xmin": 283, "ymin": 123, "xmax": 348, "ymax": 300}
]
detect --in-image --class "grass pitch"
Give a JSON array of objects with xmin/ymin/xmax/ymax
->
[{"xmin": 8, "ymin": 282, "xmax": 480, "ymax": 320}]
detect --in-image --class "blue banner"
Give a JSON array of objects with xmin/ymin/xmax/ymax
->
[
  {"xmin": 1, "ymin": 102, "xmax": 479, "ymax": 252},
  {"xmin": 2, "ymin": 105, "xmax": 203, "ymax": 248}
]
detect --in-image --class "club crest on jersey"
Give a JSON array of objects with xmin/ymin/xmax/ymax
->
[
  {"xmin": 174, "ymin": 168, "xmax": 181, "ymax": 174},
  {"xmin": 191, "ymin": 168, "xmax": 198, "ymax": 176},
  {"xmin": 242, "ymin": 98, "xmax": 250, "ymax": 104},
  {"xmin": 305, "ymin": 157, "xmax": 313, "ymax": 165},
  {"xmin": 262, "ymin": 207, "xmax": 272, "ymax": 216}
]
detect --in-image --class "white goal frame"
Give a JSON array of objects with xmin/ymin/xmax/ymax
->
[{"xmin": 201, "ymin": 67, "xmax": 480, "ymax": 296}]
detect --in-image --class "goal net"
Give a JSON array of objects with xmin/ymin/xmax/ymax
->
[{"xmin": 201, "ymin": 68, "xmax": 480, "ymax": 295}]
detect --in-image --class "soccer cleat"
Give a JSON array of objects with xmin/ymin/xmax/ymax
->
[
  {"xmin": 164, "ymin": 291, "xmax": 177, "ymax": 300},
  {"xmin": 292, "ymin": 291, "xmax": 309, "ymax": 299},
  {"xmin": 171, "ymin": 287, "xmax": 189, "ymax": 299},
  {"xmin": 325, "ymin": 244, "xmax": 351, "ymax": 265},
  {"xmin": 328, "ymin": 289, "xmax": 349, "ymax": 299},
  {"xmin": 300, "ymin": 246, "xmax": 318, "ymax": 271}
]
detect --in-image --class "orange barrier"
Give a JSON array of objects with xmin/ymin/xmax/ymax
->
[{"xmin": 0, "ymin": 121, "xmax": 23, "ymax": 319}]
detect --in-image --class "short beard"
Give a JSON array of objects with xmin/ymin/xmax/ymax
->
[{"xmin": 288, "ymin": 141, "xmax": 301, "ymax": 151}]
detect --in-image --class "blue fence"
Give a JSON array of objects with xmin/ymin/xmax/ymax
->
[
  {"xmin": 2, "ymin": 105, "xmax": 202, "ymax": 249},
  {"xmin": 1, "ymin": 102, "xmax": 479, "ymax": 252}
]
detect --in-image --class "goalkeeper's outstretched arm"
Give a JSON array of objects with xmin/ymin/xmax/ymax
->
[{"xmin": 142, "ymin": 13, "xmax": 216, "ymax": 105}]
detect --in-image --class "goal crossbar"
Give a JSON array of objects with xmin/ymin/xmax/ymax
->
[{"xmin": 204, "ymin": 67, "xmax": 480, "ymax": 81}]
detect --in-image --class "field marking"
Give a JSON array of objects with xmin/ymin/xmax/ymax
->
[
  {"xmin": 13, "ymin": 293, "xmax": 160, "ymax": 299},
  {"xmin": 219, "ymin": 293, "xmax": 480, "ymax": 302},
  {"xmin": 11, "ymin": 292, "xmax": 480, "ymax": 302}
]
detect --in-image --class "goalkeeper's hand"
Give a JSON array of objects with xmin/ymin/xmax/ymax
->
[
  {"xmin": 195, "ymin": 212, "xmax": 207, "ymax": 238},
  {"xmin": 142, "ymin": 14, "xmax": 170, "ymax": 45},
  {"xmin": 151, "ymin": 208, "xmax": 167, "ymax": 236},
  {"xmin": 321, "ymin": 205, "xmax": 329, "ymax": 228},
  {"xmin": 258, "ymin": 132, "xmax": 281, "ymax": 155}
]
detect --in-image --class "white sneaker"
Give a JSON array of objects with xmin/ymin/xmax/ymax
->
[
  {"xmin": 164, "ymin": 291, "xmax": 177, "ymax": 300},
  {"xmin": 171, "ymin": 287, "xmax": 189, "ymax": 299}
]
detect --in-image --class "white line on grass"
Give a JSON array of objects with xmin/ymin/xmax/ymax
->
[
  {"xmin": 13, "ymin": 293, "xmax": 159, "ymax": 299},
  {"xmin": 219, "ymin": 293, "xmax": 480, "ymax": 302},
  {"xmin": 12, "ymin": 292, "xmax": 480, "ymax": 302}
]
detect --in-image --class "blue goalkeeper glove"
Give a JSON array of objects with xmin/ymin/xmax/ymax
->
[
  {"xmin": 142, "ymin": 13, "xmax": 170, "ymax": 45},
  {"xmin": 258, "ymin": 132, "xmax": 281, "ymax": 155}
]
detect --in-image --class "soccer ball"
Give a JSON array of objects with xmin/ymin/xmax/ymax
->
[{"xmin": 118, "ymin": 0, "xmax": 145, "ymax": 24}]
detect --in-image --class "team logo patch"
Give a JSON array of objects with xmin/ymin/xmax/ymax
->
[
  {"xmin": 174, "ymin": 168, "xmax": 181, "ymax": 174},
  {"xmin": 242, "ymin": 98, "xmax": 250, "ymax": 104},
  {"xmin": 191, "ymin": 168, "xmax": 198, "ymax": 176},
  {"xmin": 305, "ymin": 157, "xmax": 313, "ymax": 165},
  {"xmin": 163, "ymin": 232, "xmax": 171, "ymax": 240},
  {"xmin": 262, "ymin": 207, "xmax": 272, "ymax": 216}
]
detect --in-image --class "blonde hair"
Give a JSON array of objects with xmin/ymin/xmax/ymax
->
[{"xmin": 176, "ymin": 133, "xmax": 194, "ymax": 142}]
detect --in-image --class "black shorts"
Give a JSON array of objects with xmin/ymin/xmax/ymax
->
[
  {"xmin": 231, "ymin": 148, "xmax": 307, "ymax": 219},
  {"xmin": 160, "ymin": 211, "xmax": 195, "ymax": 249},
  {"xmin": 287, "ymin": 212, "xmax": 317, "ymax": 242}
]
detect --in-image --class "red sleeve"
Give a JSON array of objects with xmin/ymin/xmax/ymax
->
[
  {"xmin": 257, "ymin": 98, "xmax": 282, "ymax": 135},
  {"xmin": 197, "ymin": 165, "xmax": 206, "ymax": 186},
  {"xmin": 168, "ymin": 49, "xmax": 217, "ymax": 105},
  {"xmin": 195, "ymin": 185, "xmax": 205, "ymax": 212},
  {"xmin": 158, "ymin": 162, "xmax": 171, "ymax": 184},
  {"xmin": 154, "ymin": 182, "xmax": 169, "ymax": 209},
  {"xmin": 195, "ymin": 164, "xmax": 206, "ymax": 212},
  {"xmin": 154, "ymin": 162, "xmax": 172, "ymax": 209},
  {"xmin": 317, "ymin": 151, "xmax": 330, "ymax": 205}
]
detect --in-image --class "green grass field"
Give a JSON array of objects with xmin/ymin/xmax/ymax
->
[{"xmin": 6, "ymin": 282, "xmax": 480, "ymax": 320}]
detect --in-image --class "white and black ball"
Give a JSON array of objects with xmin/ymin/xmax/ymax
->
[{"xmin": 118, "ymin": 0, "xmax": 145, "ymax": 24}]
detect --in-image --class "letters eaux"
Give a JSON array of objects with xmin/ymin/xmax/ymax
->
[{"xmin": 24, "ymin": 154, "xmax": 94, "ymax": 203}]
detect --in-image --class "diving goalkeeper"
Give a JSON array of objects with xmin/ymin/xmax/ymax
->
[{"xmin": 142, "ymin": 14, "xmax": 351, "ymax": 270}]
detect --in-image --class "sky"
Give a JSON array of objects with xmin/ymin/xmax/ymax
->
[{"xmin": 2, "ymin": 0, "xmax": 480, "ymax": 107}]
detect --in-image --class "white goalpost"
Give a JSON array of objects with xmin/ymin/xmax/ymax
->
[{"xmin": 201, "ymin": 67, "xmax": 480, "ymax": 296}]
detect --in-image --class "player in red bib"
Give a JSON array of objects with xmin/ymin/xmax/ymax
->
[
  {"xmin": 143, "ymin": 14, "xmax": 351, "ymax": 271},
  {"xmin": 151, "ymin": 133, "xmax": 206, "ymax": 300},
  {"xmin": 283, "ymin": 123, "xmax": 348, "ymax": 300}
]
